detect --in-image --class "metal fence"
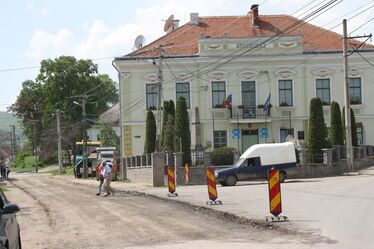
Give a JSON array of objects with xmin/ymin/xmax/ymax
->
[
  {"xmin": 190, "ymin": 151, "xmax": 204, "ymax": 166},
  {"xmin": 126, "ymin": 154, "xmax": 152, "ymax": 168}
]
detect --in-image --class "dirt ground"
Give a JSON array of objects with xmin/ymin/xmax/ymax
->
[{"xmin": 5, "ymin": 173, "xmax": 316, "ymax": 249}]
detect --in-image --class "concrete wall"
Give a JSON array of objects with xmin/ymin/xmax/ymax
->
[{"xmin": 126, "ymin": 167, "xmax": 153, "ymax": 184}]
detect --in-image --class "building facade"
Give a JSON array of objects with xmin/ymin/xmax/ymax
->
[{"xmin": 114, "ymin": 5, "xmax": 374, "ymax": 157}]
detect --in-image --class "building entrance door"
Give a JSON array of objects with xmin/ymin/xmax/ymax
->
[{"xmin": 241, "ymin": 129, "xmax": 258, "ymax": 152}]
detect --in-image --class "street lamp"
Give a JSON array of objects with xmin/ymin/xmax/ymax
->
[{"xmin": 73, "ymin": 98, "xmax": 88, "ymax": 178}]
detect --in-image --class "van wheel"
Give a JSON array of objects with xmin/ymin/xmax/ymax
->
[
  {"xmin": 224, "ymin": 175, "xmax": 237, "ymax": 186},
  {"xmin": 280, "ymin": 172, "xmax": 287, "ymax": 183}
]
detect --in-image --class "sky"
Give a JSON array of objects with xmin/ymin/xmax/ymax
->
[{"xmin": 0, "ymin": 0, "xmax": 373, "ymax": 112}]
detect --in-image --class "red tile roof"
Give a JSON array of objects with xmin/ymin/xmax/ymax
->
[{"xmin": 130, "ymin": 14, "xmax": 373, "ymax": 57}]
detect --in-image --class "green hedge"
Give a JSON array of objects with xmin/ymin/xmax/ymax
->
[{"xmin": 212, "ymin": 147, "xmax": 236, "ymax": 165}]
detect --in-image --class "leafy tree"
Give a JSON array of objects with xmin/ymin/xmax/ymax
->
[
  {"xmin": 9, "ymin": 56, "xmax": 118, "ymax": 160},
  {"xmin": 144, "ymin": 111, "xmax": 156, "ymax": 153},
  {"xmin": 342, "ymin": 107, "xmax": 358, "ymax": 147},
  {"xmin": 330, "ymin": 101, "xmax": 344, "ymax": 145},
  {"xmin": 174, "ymin": 97, "xmax": 191, "ymax": 163},
  {"xmin": 308, "ymin": 98, "xmax": 326, "ymax": 158},
  {"xmin": 99, "ymin": 124, "xmax": 120, "ymax": 149}
]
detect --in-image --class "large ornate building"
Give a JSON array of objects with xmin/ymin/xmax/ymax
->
[{"xmin": 114, "ymin": 4, "xmax": 374, "ymax": 157}]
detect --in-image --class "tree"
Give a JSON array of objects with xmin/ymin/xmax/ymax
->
[
  {"xmin": 163, "ymin": 114, "xmax": 174, "ymax": 152},
  {"xmin": 162, "ymin": 100, "xmax": 175, "ymax": 152},
  {"xmin": 308, "ymin": 98, "xmax": 326, "ymax": 158},
  {"xmin": 342, "ymin": 107, "xmax": 358, "ymax": 147},
  {"xmin": 144, "ymin": 111, "xmax": 156, "ymax": 153},
  {"xmin": 9, "ymin": 56, "xmax": 118, "ymax": 160},
  {"xmin": 330, "ymin": 101, "xmax": 344, "ymax": 145},
  {"xmin": 161, "ymin": 101, "xmax": 169, "ymax": 150},
  {"xmin": 174, "ymin": 97, "xmax": 191, "ymax": 163},
  {"xmin": 99, "ymin": 124, "xmax": 120, "ymax": 149}
]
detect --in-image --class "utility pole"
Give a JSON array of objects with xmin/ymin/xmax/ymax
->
[
  {"xmin": 56, "ymin": 110, "xmax": 63, "ymax": 174},
  {"xmin": 156, "ymin": 47, "xmax": 164, "ymax": 151},
  {"xmin": 73, "ymin": 95, "xmax": 88, "ymax": 178},
  {"xmin": 343, "ymin": 19, "xmax": 353, "ymax": 171},
  {"xmin": 343, "ymin": 19, "xmax": 372, "ymax": 170},
  {"xmin": 10, "ymin": 125, "xmax": 16, "ymax": 161},
  {"xmin": 33, "ymin": 122, "xmax": 38, "ymax": 173},
  {"xmin": 9, "ymin": 128, "xmax": 13, "ymax": 162}
]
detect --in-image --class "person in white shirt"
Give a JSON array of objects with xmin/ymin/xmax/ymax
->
[
  {"xmin": 96, "ymin": 160, "xmax": 106, "ymax": 196},
  {"xmin": 102, "ymin": 161, "xmax": 113, "ymax": 197}
]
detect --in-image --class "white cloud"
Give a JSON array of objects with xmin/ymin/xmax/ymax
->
[
  {"xmin": 27, "ymin": 29, "xmax": 76, "ymax": 60},
  {"xmin": 41, "ymin": 7, "xmax": 49, "ymax": 16}
]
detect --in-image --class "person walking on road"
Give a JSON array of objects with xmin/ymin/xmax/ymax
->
[
  {"xmin": 102, "ymin": 161, "xmax": 113, "ymax": 197},
  {"xmin": 96, "ymin": 160, "xmax": 105, "ymax": 196}
]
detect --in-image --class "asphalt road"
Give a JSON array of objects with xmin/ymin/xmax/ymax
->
[{"xmin": 142, "ymin": 166, "xmax": 374, "ymax": 249}]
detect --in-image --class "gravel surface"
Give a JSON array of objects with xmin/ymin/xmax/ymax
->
[{"xmin": 2, "ymin": 173, "xmax": 327, "ymax": 249}]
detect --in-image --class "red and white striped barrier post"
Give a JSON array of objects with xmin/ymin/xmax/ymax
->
[
  {"xmin": 266, "ymin": 168, "xmax": 288, "ymax": 222},
  {"xmin": 206, "ymin": 167, "xmax": 222, "ymax": 205},
  {"xmin": 167, "ymin": 166, "xmax": 178, "ymax": 197}
]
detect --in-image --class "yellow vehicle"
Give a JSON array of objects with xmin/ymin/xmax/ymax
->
[{"xmin": 75, "ymin": 141, "xmax": 101, "ymax": 178}]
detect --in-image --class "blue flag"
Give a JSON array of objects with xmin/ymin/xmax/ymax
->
[{"xmin": 263, "ymin": 94, "xmax": 271, "ymax": 112}]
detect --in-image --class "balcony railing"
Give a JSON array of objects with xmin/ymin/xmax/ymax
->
[{"xmin": 230, "ymin": 106, "xmax": 269, "ymax": 119}]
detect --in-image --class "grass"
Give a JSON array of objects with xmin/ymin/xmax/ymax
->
[
  {"xmin": 50, "ymin": 166, "xmax": 75, "ymax": 176},
  {"xmin": 11, "ymin": 155, "xmax": 40, "ymax": 173}
]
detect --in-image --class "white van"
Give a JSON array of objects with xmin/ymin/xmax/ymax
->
[{"xmin": 215, "ymin": 142, "xmax": 297, "ymax": 186}]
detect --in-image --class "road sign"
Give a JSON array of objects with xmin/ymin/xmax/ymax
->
[
  {"xmin": 259, "ymin": 128, "xmax": 268, "ymax": 138},
  {"xmin": 232, "ymin": 128, "xmax": 240, "ymax": 138}
]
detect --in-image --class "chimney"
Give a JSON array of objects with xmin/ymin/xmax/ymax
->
[
  {"xmin": 190, "ymin": 13, "xmax": 199, "ymax": 26},
  {"xmin": 172, "ymin": 20, "xmax": 180, "ymax": 30},
  {"xmin": 250, "ymin": 4, "xmax": 259, "ymax": 27}
]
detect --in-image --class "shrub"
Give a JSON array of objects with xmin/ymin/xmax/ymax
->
[
  {"xmin": 308, "ymin": 98, "xmax": 326, "ymax": 162},
  {"xmin": 212, "ymin": 147, "xmax": 236, "ymax": 165},
  {"xmin": 144, "ymin": 111, "xmax": 156, "ymax": 153},
  {"xmin": 330, "ymin": 101, "xmax": 344, "ymax": 145}
]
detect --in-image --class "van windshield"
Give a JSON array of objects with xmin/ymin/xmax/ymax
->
[{"xmin": 233, "ymin": 158, "xmax": 246, "ymax": 167}]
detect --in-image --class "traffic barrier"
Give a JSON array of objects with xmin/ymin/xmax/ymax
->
[
  {"xmin": 205, "ymin": 167, "xmax": 222, "ymax": 205},
  {"xmin": 266, "ymin": 168, "xmax": 288, "ymax": 222},
  {"xmin": 184, "ymin": 162, "xmax": 189, "ymax": 184},
  {"xmin": 167, "ymin": 166, "xmax": 178, "ymax": 197}
]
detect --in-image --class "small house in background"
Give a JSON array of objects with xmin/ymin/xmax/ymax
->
[{"xmin": 87, "ymin": 103, "xmax": 120, "ymax": 142}]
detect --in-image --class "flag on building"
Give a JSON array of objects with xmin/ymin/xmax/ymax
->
[
  {"xmin": 263, "ymin": 94, "xmax": 271, "ymax": 112},
  {"xmin": 185, "ymin": 162, "xmax": 189, "ymax": 184},
  {"xmin": 224, "ymin": 94, "xmax": 232, "ymax": 109}
]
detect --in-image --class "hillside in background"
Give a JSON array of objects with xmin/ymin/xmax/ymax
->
[{"xmin": 0, "ymin": 111, "xmax": 26, "ymax": 148}]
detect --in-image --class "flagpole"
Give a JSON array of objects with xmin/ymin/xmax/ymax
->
[{"xmin": 265, "ymin": 114, "xmax": 267, "ymax": 143}]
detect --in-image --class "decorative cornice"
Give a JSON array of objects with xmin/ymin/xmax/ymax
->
[
  {"xmin": 237, "ymin": 70, "xmax": 259, "ymax": 80},
  {"xmin": 120, "ymin": 72, "xmax": 132, "ymax": 79},
  {"xmin": 206, "ymin": 70, "xmax": 229, "ymax": 80},
  {"xmin": 348, "ymin": 67, "xmax": 364, "ymax": 77},
  {"xmin": 142, "ymin": 73, "xmax": 158, "ymax": 83},
  {"xmin": 274, "ymin": 68, "xmax": 297, "ymax": 78},
  {"xmin": 311, "ymin": 68, "xmax": 334, "ymax": 77},
  {"xmin": 175, "ymin": 72, "xmax": 191, "ymax": 81}
]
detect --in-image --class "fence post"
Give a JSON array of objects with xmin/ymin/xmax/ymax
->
[
  {"xmin": 174, "ymin": 152, "xmax": 184, "ymax": 185},
  {"xmin": 368, "ymin": 146, "xmax": 373, "ymax": 157},
  {"xmin": 360, "ymin": 145, "xmax": 367, "ymax": 160},
  {"xmin": 203, "ymin": 151, "xmax": 212, "ymax": 166},
  {"xmin": 298, "ymin": 149, "xmax": 307, "ymax": 165},
  {"xmin": 322, "ymin": 148, "xmax": 333, "ymax": 166},
  {"xmin": 152, "ymin": 152, "xmax": 165, "ymax": 187}
]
